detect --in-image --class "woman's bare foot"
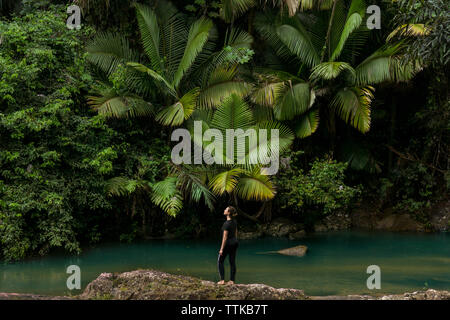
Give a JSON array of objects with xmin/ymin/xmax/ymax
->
[
  {"xmin": 227, "ymin": 281, "xmax": 235, "ymax": 285},
  {"xmin": 217, "ymin": 280, "xmax": 225, "ymax": 285}
]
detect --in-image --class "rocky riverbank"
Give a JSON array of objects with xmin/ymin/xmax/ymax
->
[
  {"xmin": 238, "ymin": 199, "xmax": 450, "ymax": 239},
  {"xmin": 2, "ymin": 269, "xmax": 448, "ymax": 300},
  {"xmin": 79, "ymin": 270, "xmax": 308, "ymax": 300}
]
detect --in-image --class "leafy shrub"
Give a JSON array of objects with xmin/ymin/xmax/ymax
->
[
  {"xmin": 275, "ymin": 152, "xmax": 361, "ymax": 215},
  {"xmin": 0, "ymin": 7, "xmax": 116, "ymax": 261}
]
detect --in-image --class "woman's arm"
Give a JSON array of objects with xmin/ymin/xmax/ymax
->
[{"xmin": 219, "ymin": 230, "xmax": 228, "ymax": 255}]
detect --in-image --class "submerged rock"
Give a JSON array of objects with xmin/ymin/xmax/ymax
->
[
  {"xmin": 275, "ymin": 245, "xmax": 308, "ymax": 257},
  {"xmin": 79, "ymin": 270, "xmax": 308, "ymax": 300}
]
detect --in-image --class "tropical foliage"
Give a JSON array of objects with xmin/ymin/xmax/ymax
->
[{"xmin": 0, "ymin": 0, "xmax": 448, "ymax": 261}]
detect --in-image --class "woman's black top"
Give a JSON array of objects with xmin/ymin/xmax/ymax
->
[{"xmin": 222, "ymin": 219, "xmax": 238, "ymax": 246}]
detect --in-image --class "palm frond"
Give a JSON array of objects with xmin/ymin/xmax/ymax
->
[
  {"xmin": 159, "ymin": 10, "xmax": 190, "ymax": 79},
  {"xmin": 105, "ymin": 177, "xmax": 133, "ymax": 197},
  {"xmin": 387, "ymin": 23, "xmax": 431, "ymax": 42},
  {"xmin": 245, "ymin": 121, "xmax": 295, "ymax": 166},
  {"xmin": 151, "ymin": 176, "xmax": 183, "ymax": 217},
  {"xmin": 172, "ymin": 18, "xmax": 213, "ymax": 88},
  {"xmin": 295, "ymin": 108, "xmax": 320, "ymax": 138},
  {"xmin": 86, "ymin": 32, "xmax": 139, "ymax": 76},
  {"xmin": 254, "ymin": 12, "xmax": 298, "ymax": 63},
  {"xmin": 176, "ymin": 166, "xmax": 216, "ymax": 211},
  {"xmin": 274, "ymin": 82, "xmax": 313, "ymax": 120},
  {"xmin": 126, "ymin": 62, "xmax": 176, "ymax": 96},
  {"xmin": 331, "ymin": 86, "xmax": 374, "ymax": 133},
  {"xmin": 88, "ymin": 89, "xmax": 154, "ymax": 119},
  {"xmin": 330, "ymin": 12, "xmax": 363, "ymax": 61},
  {"xmin": 209, "ymin": 168, "xmax": 244, "ymax": 195},
  {"xmin": 221, "ymin": 0, "xmax": 256, "ymax": 23},
  {"xmin": 235, "ymin": 168, "xmax": 276, "ymax": 201},
  {"xmin": 276, "ymin": 22, "xmax": 320, "ymax": 67},
  {"xmin": 211, "ymin": 94, "xmax": 254, "ymax": 131},
  {"xmin": 156, "ymin": 88, "xmax": 200, "ymax": 126},
  {"xmin": 310, "ymin": 61, "xmax": 355, "ymax": 81},
  {"xmin": 198, "ymin": 67, "xmax": 253, "ymax": 109},
  {"xmin": 354, "ymin": 44, "xmax": 412, "ymax": 85},
  {"xmin": 135, "ymin": 3, "xmax": 163, "ymax": 73},
  {"xmin": 251, "ymin": 72, "xmax": 289, "ymax": 107}
]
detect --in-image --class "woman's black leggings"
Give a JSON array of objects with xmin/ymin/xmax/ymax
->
[{"xmin": 217, "ymin": 242, "xmax": 239, "ymax": 281}]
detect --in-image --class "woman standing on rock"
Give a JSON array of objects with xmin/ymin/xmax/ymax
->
[{"xmin": 217, "ymin": 206, "xmax": 239, "ymax": 285}]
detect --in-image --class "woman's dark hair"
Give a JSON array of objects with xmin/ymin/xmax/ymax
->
[{"xmin": 227, "ymin": 206, "xmax": 237, "ymax": 217}]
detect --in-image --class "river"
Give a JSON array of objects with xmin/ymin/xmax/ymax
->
[{"xmin": 0, "ymin": 231, "xmax": 449, "ymax": 296}]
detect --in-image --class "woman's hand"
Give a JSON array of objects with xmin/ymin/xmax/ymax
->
[{"xmin": 219, "ymin": 249, "xmax": 223, "ymax": 256}]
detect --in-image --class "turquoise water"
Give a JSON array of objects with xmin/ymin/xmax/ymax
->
[{"xmin": 0, "ymin": 231, "xmax": 449, "ymax": 296}]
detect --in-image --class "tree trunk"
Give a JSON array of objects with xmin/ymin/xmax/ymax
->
[
  {"xmin": 388, "ymin": 94, "xmax": 396, "ymax": 172},
  {"xmin": 142, "ymin": 210, "xmax": 146, "ymax": 236},
  {"xmin": 232, "ymin": 193, "xmax": 260, "ymax": 223},
  {"xmin": 320, "ymin": 0, "xmax": 338, "ymax": 63}
]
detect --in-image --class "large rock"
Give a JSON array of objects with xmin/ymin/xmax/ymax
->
[
  {"xmin": 238, "ymin": 230, "xmax": 264, "ymax": 240},
  {"xmin": 79, "ymin": 270, "xmax": 308, "ymax": 300},
  {"xmin": 430, "ymin": 199, "xmax": 450, "ymax": 232},
  {"xmin": 351, "ymin": 205, "xmax": 427, "ymax": 232},
  {"xmin": 375, "ymin": 213, "xmax": 424, "ymax": 232},
  {"xmin": 314, "ymin": 223, "xmax": 328, "ymax": 232},
  {"xmin": 264, "ymin": 218, "xmax": 303, "ymax": 237},
  {"xmin": 313, "ymin": 211, "xmax": 352, "ymax": 233},
  {"xmin": 322, "ymin": 211, "xmax": 352, "ymax": 231},
  {"xmin": 288, "ymin": 230, "xmax": 306, "ymax": 240},
  {"xmin": 275, "ymin": 245, "xmax": 308, "ymax": 257},
  {"xmin": 351, "ymin": 207, "xmax": 380, "ymax": 229}
]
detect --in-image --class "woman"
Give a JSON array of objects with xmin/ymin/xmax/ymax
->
[{"xmin": 217, "ymin": 206, "xmax": 239, "ymax": 285}]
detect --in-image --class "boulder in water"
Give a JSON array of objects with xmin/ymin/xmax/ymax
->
[{"xmin": 276, "ymin": 245, "xmax": 308, "ymax": 257}]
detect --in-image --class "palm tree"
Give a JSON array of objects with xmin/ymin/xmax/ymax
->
[
  {"xmin": 86, "ymin": 2, "xmax": 259, "ymax": 217},
  {"xmin": 184, "ymin": 94, "xmax": 295, "ymax": 221},
  {"xmin": 252, "ymin": 0, "xmax": 419, "ymax": 143},
  {"xmin": 86, "ymin": 2, "xmax": 252, "ymax": 125},
  {"xmin": 220, "ymin": 0, "xmax": 335, "ymax": 23},
  {"xmin": 106, "ymin": 159, "xmax": 216, "ymax": 219}
]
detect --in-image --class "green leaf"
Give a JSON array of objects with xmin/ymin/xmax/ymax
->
[
  {"xmin": 135, "ymin": 3, "xmax": 162, "ymax": 73},
  {"xmin": 211, "ymin": 94, "xmax": 254, "ymax": 131},
  {"xmin": 310, "ymin": 61, "xmax": 356, "ymax": 81},
  {"xmin": 331, "ymin": 86, "xmax": 374, "ymax": 133},
  {"xmin": 209, "ymin": 168, "xmax": 244, "ymax": 195},
  {"xmin": 295, "ymin": 108, "xmax": 320, "ymax": 138},
  {"xmin": 151, "ymin": 176, "xmax": 183, "ymax": 217},
  {"xmin": 235, "ymin": 168, "xmax": 276, "ymax": 201},
  {"xmin": 156, "ymin": 88, "xmax": 200, "ymax": 126},
  {"xmin": 173, "ymin": 18, "xmax": 213, "ymax": 88},
  {"xmin": 274, "ymin": 82, "xmax": 312, "ymax": 120},
  {"xmin": 276, "ymin": 23, "xmax": 320, "ymax": 68}
]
